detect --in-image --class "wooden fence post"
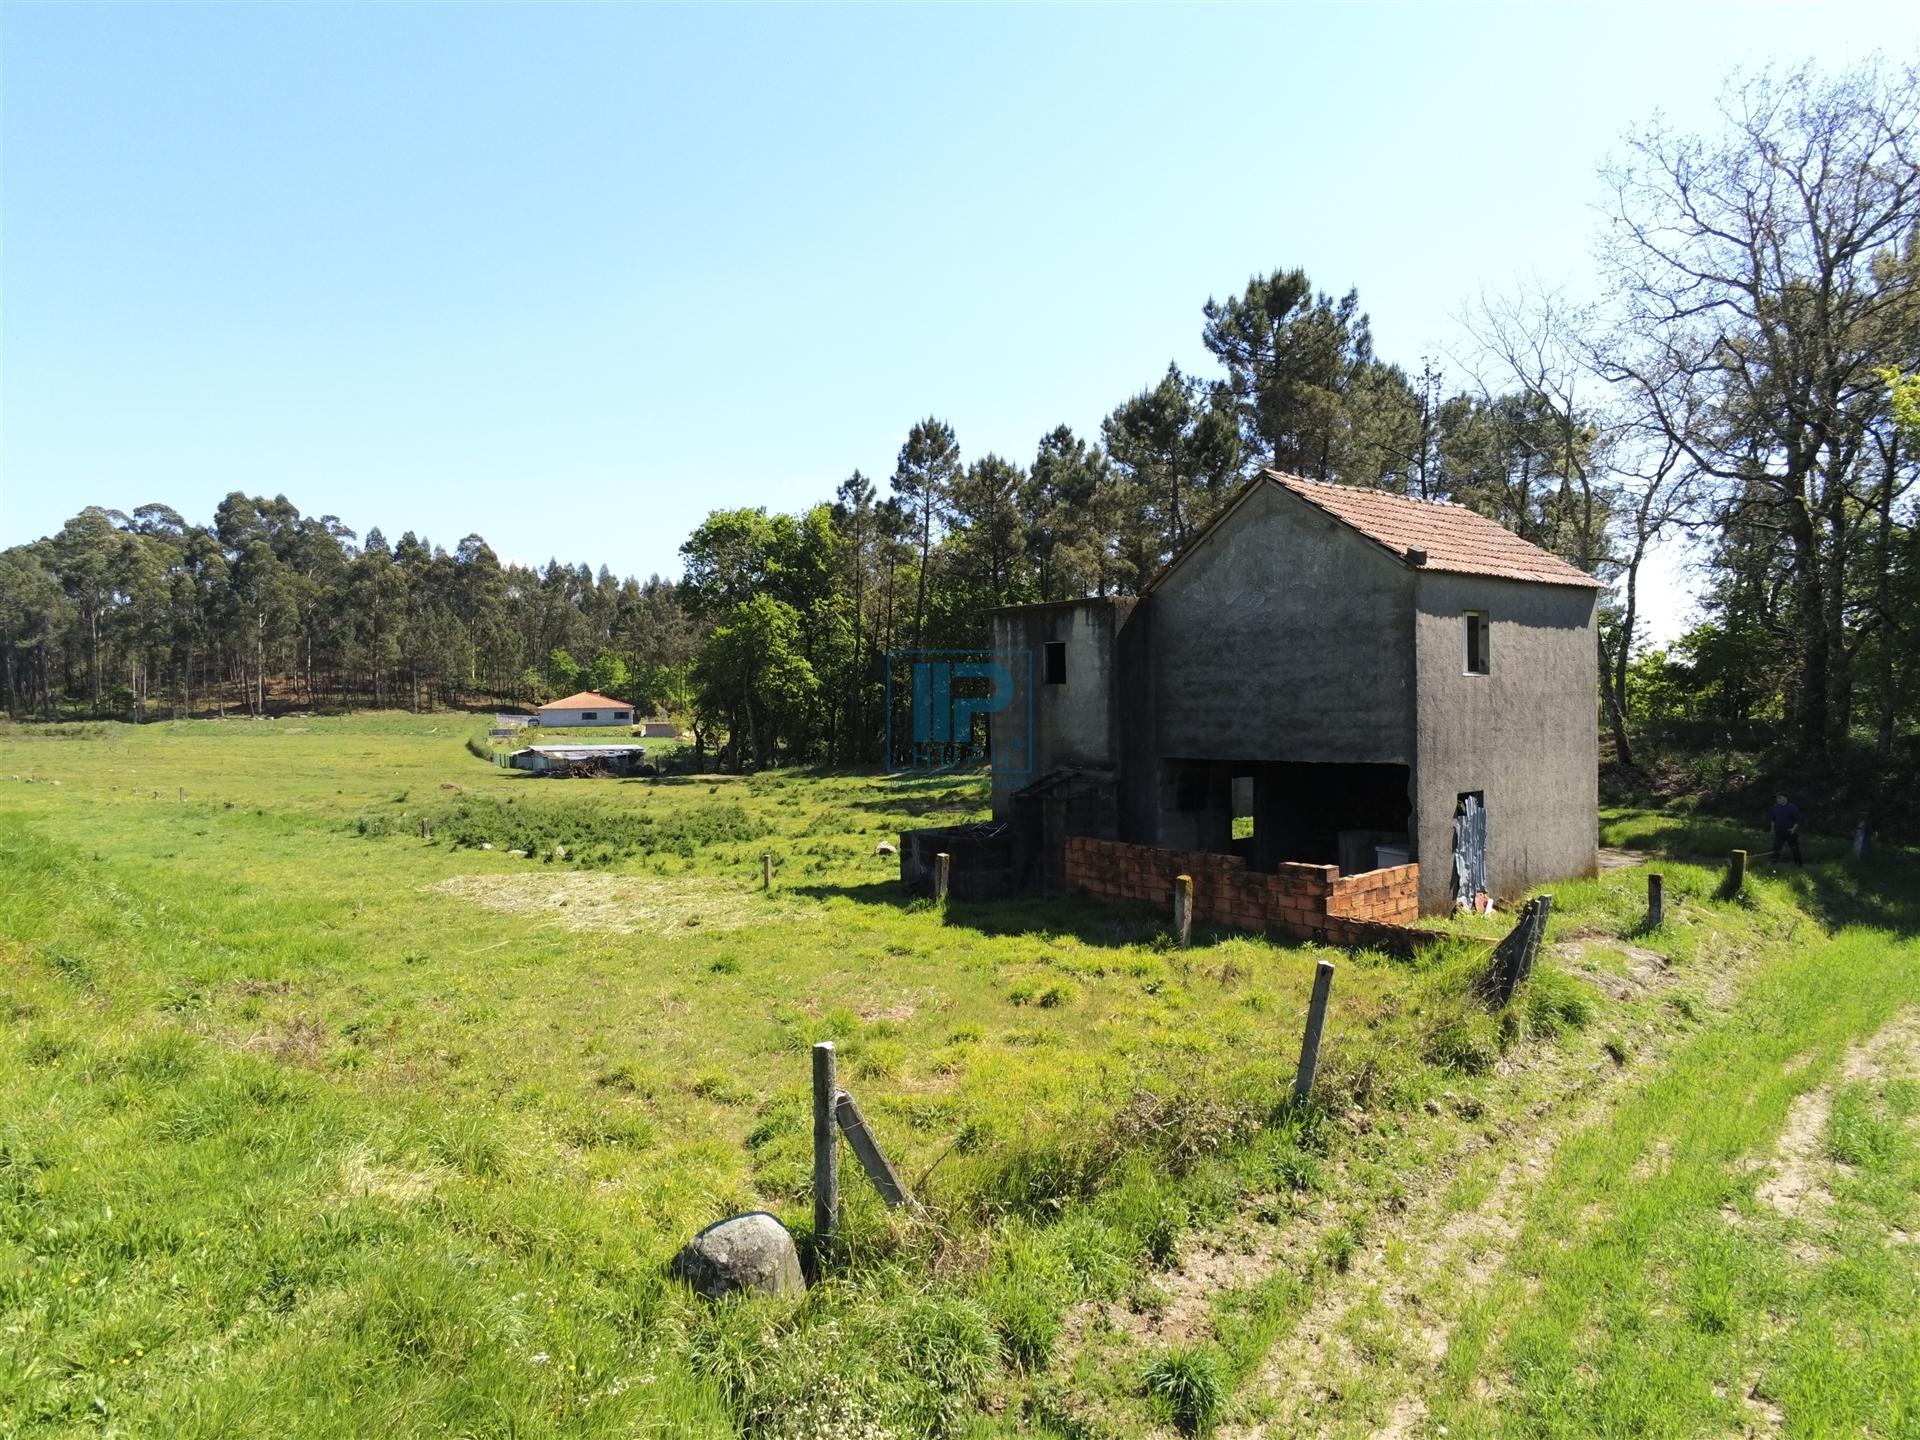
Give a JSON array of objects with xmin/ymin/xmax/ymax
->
[
  {"xmin": 177, "ymin": 787, "xmax": 184, "ymax": 803},
  {"xmin": 1173, "ymin": 874, "xmax": 1194, "ymax": 948},
  {"xmin": 1647, "ymin": 872, "xmax": 1664, "ymax": 928},
  {"xmin": 933, "ymin": 852, "xmax": 951, "ymax": 902},
  {"xmin": 420, "ymin": 817, "xmax": 432, "ymax": 840},
  {"xmin": 1729, "ymin": 848, "xmax": 1747, "ymax": 891},
  {"xmin": 763, "ymin": 853, "xmax": 773, "ymax": 890},
  {"xmin": 1293, "ymin": 959, "xmax": 1336, "ymax": 1104},
  {"xmin": 812, "ymin": 1042, "xmax": 839, "ymax": 1260},
  {"xmin": 834, "ymin": 1089, "xmax": 921, "ymax": 1213}
]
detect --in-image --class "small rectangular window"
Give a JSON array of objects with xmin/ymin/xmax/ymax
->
[
  {"xmin": 1043, "ymin": 641, "xmax": 1067, "ymax": 686},
  {"xmin": 614, "ymin": 711, "xmax": 630, "ymax": 721},
  {"xmin": 1464, "ymin": 612, "xmax": 1490, "ymax": 675},
  {"xmin": 582, "ymin": 711, "xmax": 598, "ymax": 720}
]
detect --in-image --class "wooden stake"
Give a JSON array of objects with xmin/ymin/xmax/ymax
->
[
  {"xmin": 177, "ymin": 786, "xmax": 184, "ymax": 803},
  {"xmin": 763, "ymin": 853, "xmax": 773, "ymax": 890},
  {"xmin": 1173, "ymin": 874, "xmax": 1194, "ymax": 948},
  {"xmin": 1293, "ymin": 959, "xmax": 1335, "ymax": 1104},
  {"xmin": 933, "ymin": 852, "xmax": 950, "ymax": 902},
  {"xmin": 834, "ymin": 1089, "xmax": 920, "ymax": 1212},
  {"xmin": 1729, "ymin": 848, "xmax": 1747, "ymax": 891},
  {"xmin": 812, "ymin": 1041, "xmax": 839, "ymax": 1259},
  {"xmin": 1647, "ymin": 872, "xmax": 1664, "ymax": 928}
]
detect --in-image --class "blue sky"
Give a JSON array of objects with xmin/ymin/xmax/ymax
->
[{"xmin": 3, "ymin": 2, "xmax": 1913, "ymax": 638}]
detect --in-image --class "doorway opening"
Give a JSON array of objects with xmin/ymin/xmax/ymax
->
[{"xmin": 1453, "ymin": 791, "xmax": 1488, "ymax": 909}]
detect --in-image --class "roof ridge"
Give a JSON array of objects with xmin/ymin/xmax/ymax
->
[
  {"xmin": 1261, "ymin": 468, "xmax": 1602, "ymax": 589},
  {"xmin": 1267, "ymin": 469, "xmax": 1471, "ymax": 511}
]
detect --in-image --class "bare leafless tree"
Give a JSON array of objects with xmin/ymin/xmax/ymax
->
[{"xmin": 1593, "ymin": 59, "xmax": 1920, "ymax": 759}]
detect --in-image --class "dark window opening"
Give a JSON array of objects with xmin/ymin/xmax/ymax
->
[
  {"xmin": 1043, "ymin": 641, "xmax": 1067, "ymax": 685},
  {"xmin": 1464, "ymin": 611, "xmax": 1490, "ymax": 675},
  {"xmin": 1174, "ymin": 771, "xmax": 1210, "ymax": 812},
  {"xmin": 581, "ymin": 711, "xmax": 598, "ymax": 721},
  {"xmin": 1231, "ymin": 775, "xmax": 1255, "ymax": 841},
  {"xmin": 1250, "ymin": 761, "xmax": 1411, "ymax": 872},
  {"xmin": 613, "ymin": 711, "xmax": 630, "ymax": 721}
]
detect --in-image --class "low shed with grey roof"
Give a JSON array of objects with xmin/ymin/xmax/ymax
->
[
  {"xmin": 509, "ymin": 744, "xmax": 648, "ymax": 777},
  {"xmin": 988, "ymin": 470, "xmax": 1602, "ymax": 916}
]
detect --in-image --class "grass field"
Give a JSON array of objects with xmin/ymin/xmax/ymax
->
[{"xmin": 1, "ymin": 713, "xmax": 1915, "ymax": 1437}]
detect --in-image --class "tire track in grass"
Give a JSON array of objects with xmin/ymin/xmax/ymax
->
[
  {"xmin": 1422, "ymin": 929, "xmax": 1920, "ymax": 1440},
  {"xmin": 1054, "ymin": 886, "xmax": 1760, "ymax": 1439},
  {"xmin": 1214, "ymin": 899, "xmax": 1838, "ymax": 1439},
  {"xmin": 1222, "ymin": 952, "xmax": 1689, "ymax": 1439}
]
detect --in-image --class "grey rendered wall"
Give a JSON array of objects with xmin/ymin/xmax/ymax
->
[
  {"xmin": 1411, "ymin": 572, "xmax": 1598, "ymax": 914},
  {"xmin": 1150, "ymin": 483, "xmax": 1417, "ymax": 765},
  {"xmin": 988, "ymin": 600, "xmax": 1130, "ymax": 815}
]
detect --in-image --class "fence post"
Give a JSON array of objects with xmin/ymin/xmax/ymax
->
[
  {"xmin": 834, "ymin": 1089, "xmax": 921, "ymax": 1213},
  {"xmin": 763, "ymin": 853, "xmax": 773, "ymax": 891},
  {"xmin": 1293, "ymin": 959, "xmax": 1336, "ymax": 1104},
  {"xmin": 177, "ymin": 786, "xmax": 184, "ymax": 803},
  {"xmin": 812, "ymin": 1042, "xmax": 839, "ymax": 1261},
  {"xmin": 1647, "ymin": 872, "xmax": 1664, "ymax": 928},
  {"xmin": 420, "ymin": 817, "xmax": 432, "ymax": 840},
  {"xmin": 1491, "ymin": 896, "xmax": 1540, "ymax": 1003},
  {"xmin": 933, "ymin": 852, "xmax": 951, "ymax": 902},
  {"xmin": 1519, "ymin": 894, "xmax": 1551, "ymax": 985},
  {"xmin": 1173, "ymin": 874, "xmax": 1194, "ymax": 948},
  {"xmin": 1729, "ymin": 848, "xmax": 1747, "ymax": 891}
]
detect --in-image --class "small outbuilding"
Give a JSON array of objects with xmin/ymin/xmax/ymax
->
[
  {"xmin": 537, "ymin": 691, "xmax": 635, "ymax": 728},
  {"xmin": 508, "ymin": 744, "xmax": 649, "ymax": 778}
]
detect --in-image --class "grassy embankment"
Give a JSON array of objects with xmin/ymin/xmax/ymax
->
[{"xmin": 0, "ymin": 714, "xmax": 1914, "ymax": 1437}]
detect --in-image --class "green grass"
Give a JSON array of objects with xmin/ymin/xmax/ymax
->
[
  {"xmin": 0, "ymin": 714, "xmax": 1914, "ymax": 1436},
  {"xmin": 1428, "ymin": 922, "xmax": 1920, "ymax": 1439}
]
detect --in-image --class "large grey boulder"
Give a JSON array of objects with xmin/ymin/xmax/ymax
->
[{"xmin": 673, "ymin": 1212, "xmax": 805, "ymax": 1300}]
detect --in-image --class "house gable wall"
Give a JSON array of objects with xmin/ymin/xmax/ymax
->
[{"xmin": 1149, "ymin": 482, "xmax": 1416, "ymax": 765}]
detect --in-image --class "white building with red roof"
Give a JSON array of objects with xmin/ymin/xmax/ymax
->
[{"xmin": 536, "ymin": 691, "xmax": 636, "ymax": 728}]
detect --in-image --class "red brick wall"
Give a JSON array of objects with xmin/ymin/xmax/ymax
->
[
  {"xmin": 1063, "ymin": 836, "xmax": 1427, "ymax": 951},
  {"xmin": 1327, "ymin": 864, "xmax": 1421, "ymax": 926}
]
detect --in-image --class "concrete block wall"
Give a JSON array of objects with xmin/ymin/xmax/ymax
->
[{"xmin": 1063, "ymin": 836, "xmax": 1426, "ymax": 949}]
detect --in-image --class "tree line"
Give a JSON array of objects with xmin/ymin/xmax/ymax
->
[
  {"xmin": 3, "ymin": 60, "xmax": 1917, "ymax": 793},
  {"xmin": 0, "ymin": 494, "xmax": 698, "ymax": 723}
]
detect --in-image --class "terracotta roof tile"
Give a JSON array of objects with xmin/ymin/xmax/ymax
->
[
  {"xmin": 539, "ymin": 691, "xmax": 634, "ymax": 710},
  {"xmin": 1266, "ymin": 470, "xmax": 1603, "ymax": 588}
]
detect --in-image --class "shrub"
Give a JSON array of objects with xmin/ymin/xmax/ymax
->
[{"xmin": 1142, "ymin": 1345, "xmax": 1227, "ymax": 1435}]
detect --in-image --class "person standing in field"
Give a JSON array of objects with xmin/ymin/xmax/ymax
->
[{"xmin": 1766, "ymin": 792, "xmax": 1804, "ymax": 865}]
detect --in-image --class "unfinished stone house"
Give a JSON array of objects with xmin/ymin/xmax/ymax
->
[{"xmin": 957, "ymin": 470, "xmax": 1602, "ymax": 926}]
